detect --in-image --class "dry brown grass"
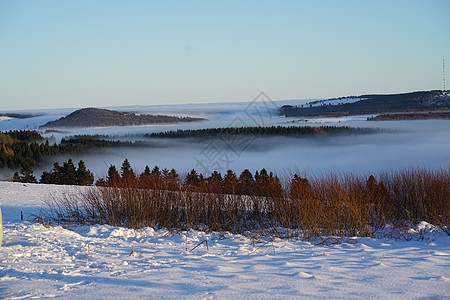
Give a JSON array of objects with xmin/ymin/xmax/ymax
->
[{"xmin": 43, "ymin": 165, "xmax": 450, "ymax": 239}]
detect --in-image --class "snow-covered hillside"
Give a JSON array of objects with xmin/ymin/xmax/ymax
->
[
  {"xmin": 0, "ymin": 182, "xmax": 449, "ymax": 299},
  {"xmin": 427, "ymin": 92, "xmax": 450, "ymax": 106},
  {"xmin": 305, "ymin": 97, "xmax": 368, "ymax": 108}
]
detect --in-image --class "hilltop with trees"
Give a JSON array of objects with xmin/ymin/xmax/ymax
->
[
  {"xmin": 41, "ymin": 107, "xmax": 206, "ymax": 128},
  {"xmin": 279, "ymin": 90, "xmax": 450, "ymax": 117}
]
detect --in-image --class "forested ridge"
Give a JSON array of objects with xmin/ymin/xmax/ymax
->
[
  {"xmin": 368, "ymin": 111, "xmax": 450, "ymax": 121},
  {"xmin": 147, "ymin": 125, "xmax": 380, "ymax": 139},
  {"xmin": 0, "ymin": 130, "xmax": 137, "ymax": 169},
  {"xmin": 279, "ymin": 91, "xmax": 450, "ymax": 117}
]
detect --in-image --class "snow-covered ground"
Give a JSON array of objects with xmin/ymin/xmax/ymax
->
[{"xmin": 0, "ymin": 182, "xmax": 449, "ymax": 299}]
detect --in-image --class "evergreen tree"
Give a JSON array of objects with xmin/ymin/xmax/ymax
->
[
  {"xmin": 162, "ymin": 168, "xmax": 170, "ymax": 179},
  {"xmin": 62, "ymin": 159, "xmax": 77, "ymax": 185},
  {"xmin": 238, "ymin": 169, "xmax": 254, "ymax": 195},
  {"xmin": 169, "ymin": 168, "xmax": 179, "ymax": 180},
  {"xmin": 258, "ymin": 168, "xmax": 269, "ymax": 182},
  {"xmin": 209, "ymin": 171, "xmax": 222, "ymax": 183},
  {"xmin": 18, "ymin": 165, "xmax": 37, "ymax": 183},
  {"xmin": 207, "ymin": 171, "xmax": 223, "ymax": 192},
  {"xmin": 50, "ymin": 162, "xmax": 63, "ymax": 184},
  {"xmin": 366, "ymin": 175, "xmax": 377, "ymax": 192},
  {"xmin": 107, "ymin": 164, "xmax": 120, "ymax": 185},
  {"xmin": 121, "ymin": 159, "xmax": 134, "ymax": 180},
  {"xmin": 76, "ymin": 160, "xmax": 94, "ymax": 186},
  {"xmin": 165, "ymin": 168, "xmax": 179, "ymax": 190},
  {"xmin": 12, "ymin": 171, "xmax": 20, "ymax": 182},
  {"xmin": 290, "ymin": 174, "xmax": 311, "ymax": 199},
  {"xmin": 40, "ymin": 171, "xmax": 52, "ymax": 184},
  {"xmin": 223, "ymin": 169, "xmax": 237, "ymax": 194},
  {"xmin": 254, "ymin": 170, "xmax": 260, "ymax": 182},
  {"xmin": 142, "ymin": 165, "xmax": 151, "ymax": 177},
  {"xmin": 151, "ymin": 166, "xmax": 161, "ymax": 177},
  {"xmin": 184, "ymin": 168, "xmax": 200, "ymax": 187},
  {"xmin": 138, "ymin": 165, "xmax": 152, "ymax": 188}
]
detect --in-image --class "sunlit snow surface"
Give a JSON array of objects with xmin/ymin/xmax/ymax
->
[{"xmin": 0, "ymin": 182, "xmax": 449, "ymax": 299}]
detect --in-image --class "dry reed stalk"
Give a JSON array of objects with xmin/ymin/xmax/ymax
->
[{"xmin": 41, "ymin": 165, "xmax": 449, "ymax": 240}]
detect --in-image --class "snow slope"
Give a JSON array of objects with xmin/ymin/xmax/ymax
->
[{"xmin": 0, "ymin": 182, "xmax": 449, "ymax": 299}]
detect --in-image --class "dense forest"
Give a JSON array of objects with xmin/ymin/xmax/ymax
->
[
  {"xmin": 61, "ymin": 136, "xmax": 138, "ymax": 147},
  {"xmin": 0, "ymin": 130, "xmax": 137, "ymax": 169},
  {"xmin": 147, "ymin": 125, "xmax": 380, "ymax": 139}
]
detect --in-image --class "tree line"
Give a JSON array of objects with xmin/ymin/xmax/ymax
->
[
  {"xmin": 0, "ymin": 130, "xmax": 136, "ymax": 169},
  {"xmin": 13, "ymin": 158, "xmax": 94, "ymax": 186},
  {"xmin": 147, "ymin": 125, "xmax": 379, "ymax": 139},
  {"xmin": 98, "ymin": 159, "xmax": 285, "ymax": 198},
  {"xmin": 43, "ymin": 159, "xmax": 449, "ymax": 238},
  {"xmin": 1, "ymin": 130, "xmax": 42, "ymax": 142},
  {"xmin": 61, "ymin": 136, "xmax": 136, "ymax": 147},
  {"xmin": 1, "ymin": 127, "xmax": 378, "ymax": 170}
]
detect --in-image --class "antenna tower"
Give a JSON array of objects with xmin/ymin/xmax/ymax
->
[{"xmin": 444, "ymin": 56, "xmax": 446, "ymax": 92}]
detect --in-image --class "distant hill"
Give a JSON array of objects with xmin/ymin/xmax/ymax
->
[
  {"xmin": 279, "ymin": 91, "xmax": 450, "ymax": 117},
  {"xmin": 0, "ymin": 113, "xmax": 41, "ymax": 119},
  {"xmin": 367, "ymin": 111, "xmax": 450, "ymax": 121},
  {"xmin": 41, "ymin": 108, "xmax": 206, "ymax": 128}
]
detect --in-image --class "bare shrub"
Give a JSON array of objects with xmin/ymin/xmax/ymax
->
[{"xmin": 42, "ymin": 165, "xmax": 450, "ymax": 238}]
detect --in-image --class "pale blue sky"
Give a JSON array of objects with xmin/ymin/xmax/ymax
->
[{"xmin": 1, "ymin": 0, "xmax": 449, "ymax": 110}]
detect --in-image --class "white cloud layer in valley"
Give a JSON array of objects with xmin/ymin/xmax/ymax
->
[{"xmin": 1, "ymin": 100, "xmax": 449, "ymax": 179}]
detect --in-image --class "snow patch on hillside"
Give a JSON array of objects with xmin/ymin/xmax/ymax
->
[
  {"xmin": 427, "ymin": 92, "xmax": 450, "ymax": 106},
  {"xmin": 305, "ymin": 97, "xmax": 368, "ymax": 108},
  {"xmin": 0, "ymin": 116, "xmax": 13, "ymax": 122}
]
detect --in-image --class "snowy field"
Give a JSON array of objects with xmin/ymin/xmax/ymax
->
[{"xmin": 0, "ymin": 182, "xmax": 449, "ymax": 299}]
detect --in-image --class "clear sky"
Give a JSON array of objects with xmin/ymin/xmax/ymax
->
[{"xmin": 1, "ymin": 0, "xmax": 449, "ymax": 110}]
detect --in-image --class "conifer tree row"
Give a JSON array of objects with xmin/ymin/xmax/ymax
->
[
  {"xmin": 0, "ymin": 130, "xmax": 137, "ymax": 169},
  {"xmin": 13, "ymin": 159, "xmax": 94, "ymax": 186},
  {"xmin": 98, "ymin": 159, "xmax": 284, "ymax": 197},
  {"xmin": 147, "ymin": 125, "xmax": 379, "ymax": 139}
]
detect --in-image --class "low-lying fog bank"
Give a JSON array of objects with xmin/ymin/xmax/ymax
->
[
  {"xmin": 8, "ymin": 124, "xmax": 447, "ymax": 181},
  {"xmin": 1, "ymin": 102, "xmax": 449, "ymax": 180}
]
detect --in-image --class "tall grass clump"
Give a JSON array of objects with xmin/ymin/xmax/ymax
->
[
  {"xmin": 43, "ymin": 163, "xmax": 449, "ymax": 239},
  {"xmin": 380, "ymin": 167, "xmax": 450, "ymax": 232}
]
